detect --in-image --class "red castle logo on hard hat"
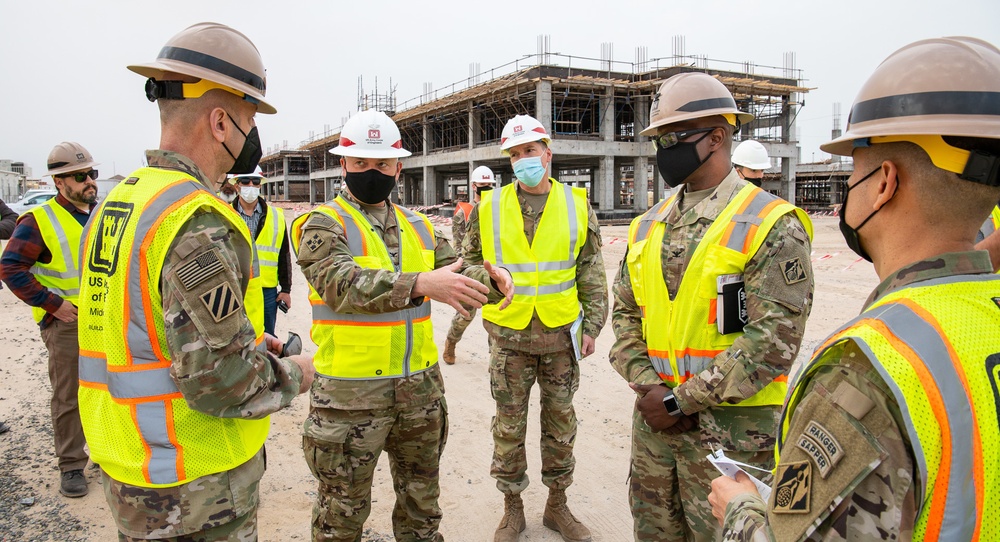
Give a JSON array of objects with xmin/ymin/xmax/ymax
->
[
  {"xmin": 513, "ymin": 125, "xmax": 523, "ymax": 134},
  {"xmin": 368, "ymin": 129, "xmax": 381, "ymax": 139}
]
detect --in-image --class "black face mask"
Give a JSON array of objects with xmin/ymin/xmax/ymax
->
[
  {"xmin": 738, "ymin": 169, "xmax": 764, "ymax": 187},
  {"xmin": 655, "ymin": 131, "xmax": 713, "ymax": 188},
  {"xmin": 838, "ymin": 165, "xmax": 883, "ymax": 262},
  {"xmin": 345, "ymin": 168, "xmax": 397, "ymax": 204},
  {"xmin": 223, "ymin": 112, "xmax": 263, "ymax": 175},
  {"xmin": 475, "ymin": 185, "xmax": 493, "ymax": 197}
]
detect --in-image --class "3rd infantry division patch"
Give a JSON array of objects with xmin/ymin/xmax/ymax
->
[
  {"xmin": 200, "ymin": 283, "xmax": 242, "ymax": 322},
  {"xmin": 773, "ymin": 461, "xmax": 811, "ymax": 514}
]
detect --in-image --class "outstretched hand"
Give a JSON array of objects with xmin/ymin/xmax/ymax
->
[
  {"xmin": 484, "ymin": 260, "xmax": 514, "ymax": 310},
  {"xmin": 413, "ymin": 258, "xmax": 490, "ymax": 318}
]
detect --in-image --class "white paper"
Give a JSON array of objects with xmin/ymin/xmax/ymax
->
[
  {"xmin": 707, "ymin": 448, "xmax": 772, "ymax": 501},
  {"xmin": 570, "ymin": 308, "xmax": 584, "ymax": 361}
]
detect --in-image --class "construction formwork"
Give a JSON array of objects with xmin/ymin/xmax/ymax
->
[{"xmin": 259, "ymin": 52, "xmax": 811, "ymax": 219}]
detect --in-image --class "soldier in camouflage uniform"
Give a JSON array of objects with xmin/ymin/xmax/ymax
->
[
  {"xmin": 75, "ymin": 23, "xmax": 314, "ymax": 541},
  {"xmin": 462, "ymin": 115, "xmax": 608, "ymax": 542},
  {"xmin": 711, "ymin": 36, "xmax": 1000, "ymax": 541},
  {"xmin": 442, "ymin": 165, "xmax": 497, "ymax": 364},
  {"xmin": 295, "ymin": 110, "xmax": 513, "ymax": 542},
  {"xmin": 610, "ymin": 73, "xmax": 813, "ymax": 542}
]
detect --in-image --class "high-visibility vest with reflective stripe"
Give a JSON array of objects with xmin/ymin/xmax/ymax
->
[
  {"xmin": 479, "ymin": 180, "xmax": 588, "ymax": 330},
  {"xmin": 779, "ymin": 274, "xmax": 1000, "ymax": 540},
  {"xmin": 23, "ymin": 199, "xmax": 83, "ymax": 323},
  {"xmin": 290, "ymin": 196, "xmax": 438, "ymax": 379},
  {"xmin": 77, "ymin": 167, "xmax": 268, "ymax": 488},
  {"xmin": 626, "ymin": 184, "xmax": 812, "ymax": 406},
  {"xmin": 455, "ymin": 201, "xmax": 473, "ymax": 221},
  {"xmin": 255, "ymin": 204, "xmax": 286, "ymax": 288}
]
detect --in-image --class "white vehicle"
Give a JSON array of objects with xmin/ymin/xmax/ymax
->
[
  {"xmin": 15, "ymin": 188, "xmax": 56, "ymax": 202},
  {"xmin": 9, "ymin": 190, "xmax": 58, "ymax": 215}
]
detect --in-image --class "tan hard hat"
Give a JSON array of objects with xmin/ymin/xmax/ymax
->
[
  {"xmin": 47, "ymin": 142, "xmax": 99, "ymax": 177},
  {"xmin": 822, "ymin": 36, "xmax": 1000, "ymax": 156},
  {"xmin": 128, "ymin": 22, "xmax": 275, "ymax": 114},
  {"xmin": 640, "ymin": 72, "xmax": 754, "ymax": 136}
]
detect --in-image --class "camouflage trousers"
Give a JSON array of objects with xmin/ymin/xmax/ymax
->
[
  {"xmin": 445, "ymin": 307, "xmax": 476, "ymax": 342},
  {"xmin": 489, "ymin": 345, "xmax": 579, "ymax": 494},
  {"xmin": 630, "ymin": 411, "xmax": 774, "ymax": 542},
  {"xmin": 302, "ymin": 399, "xmax": 449, "ymax": 542},
  {"xmin": 116, "ymin": 509, "xmax": 256, "ymax": 542}
]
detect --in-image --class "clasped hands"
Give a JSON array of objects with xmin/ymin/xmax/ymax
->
[{"xmin": 413, "ymin": 258, "xmax": 514, "ymax": 318}]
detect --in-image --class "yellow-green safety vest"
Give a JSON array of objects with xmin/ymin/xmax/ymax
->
[
  {"xmin": 626, "ymin": 184, "xmax": 813, "ymax": 406},
  {"xmin": 255, "ymin": 204, "xmax": 286, "ymax": 288},
  {"xmin": 290, "ymin": 196, "xmax": 438, "ymax": 379},
  {"xmin": 978, "ymin": 205, "xmax": 1000, "ymax": 240},
  {"xmin": 77, "ymin": 167, "xmax": 267, "ymax": 488},
  {"xmin": 479, "ymin": 180, "xmax": 588, "ymax": 330},
  {"xmin": 23, "ymin": 198, "xmax": 83, "ymax": 323},
  {"xmin": 779, "ymin": 273, "xmax": 1000, "ymax": 540}
]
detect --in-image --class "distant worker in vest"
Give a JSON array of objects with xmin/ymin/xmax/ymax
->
[
  {"xmin": 230, "ymin": 172, "xmax": 292, "ymax": 336},
  {"xmin": 710, "ymin": 36, "xmax": 1000, "ymax": 542},
  {"xmin": 442, "ymin": 164, "xmax": 497, "ymax": 364},
  {"xmin": 292, "ymin": 109, "xmax": 513, "ymax": 541},
  {"xmin": 75, "ymin": 23, "xmax": 314, "ymax": 541},
  {"xmin": 731, "ymin": 139, "xmax": 771, "ymax": 187},
  {"xmin": 218, "ymin": 175, "xmax": 239, "ymax": 203},
  {"xmin": 610, "ymin": 73, "xmax": 814, "ymax": 542},
  {"xmin": 974, "ymin": 203, "xmax": 1000, "ymax": 271},
  {"xmin": 0, "ymin": 141, "xmax": 100, "ymax": 498},
  {"xmin": 461, "ymin": 113, "xmax": 608, "ymax": 542}
]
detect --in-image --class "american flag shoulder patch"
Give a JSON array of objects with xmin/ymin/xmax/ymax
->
[
  {"xmin": 200, "ymin": 283, "xmax": 242, "ymax": 322},
  {"xmin": 178, "ymin": 249, "xmax": 225, "ymax": 290}
]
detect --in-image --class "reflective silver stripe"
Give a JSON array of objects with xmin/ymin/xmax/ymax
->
[
  {"xmin": 397, "ymin": 206, "xmax": 434, "ymax": 250},
  {"xmin": 724, "ymin": 189, "xmax": 780, "ymax": 252},
  {"xmin": 268, "ymin": 206, "xmax": 280, "ymax": 249},
  {"xmin": 562, "ymin": 184, "xmax": 580, "ymax": 261},
  {"xmin": 513, "ymin": 278, "xmax": 575, "ymax": 296},
  {"xmin": 312, "ymin": 302, "xmax": 432, "ymax": 323},
  {"xmin": 79, "ymin": 355, "xmax": 180, "ymax": 399},
  {"xmin": 648, "ymin": 353, "xmax": 714, "ymax": 380},
  {"xmin": 504, "ymin": 260, "xmax": 576, "ymax": 273},
  {"xmin": 633, "ymin": 198, "xmax": 673, "ymax": 243},
  {"xmin": 127, "ymin": 181, "xmax": 202, "ymax": 364},
  {"xmin": 258, "ymin": 246, "xmax": 279, "ymax": 255},
  {"xmin": 649, "ymin": 355, "xmax": 671, "ymax": 377},
  {"xmin": 136, "ymin": 401, "xmax": 178, "ymax": 485},
  {"xmin": 40, "ymin": 203, "xmax": 77, "ymax": 274},
  {"xmin": 35, "ymin": 284, "xmax": 79, "ymax": 297},
  {"xmin": 326, "ymin": 203, "xmax": 365, "ymax": 256},
  {"xmin": 29, "ymin": 266, "xmax": 77, "ymax": 279},
  {"xmin": 259, "ymin": 260, "xmax": 278, "ymax": 269},
  {"xmin": 490, "ymin": 187, "xmax": 505, "ymax": 264},
  {"xmin": 981, "ymin": 217, "xmax": 997, "ymax": 239}
]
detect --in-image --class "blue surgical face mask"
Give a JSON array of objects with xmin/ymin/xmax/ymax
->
[{"xmin": 513, "ymin": 156, "xmax": 547, "ymax": 187}]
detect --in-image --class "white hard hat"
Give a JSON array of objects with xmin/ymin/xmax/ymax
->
[
  {"xmin": 230, "ymin": 173, "xmax": 268, "ymax": 185},
  {"xmin": 470, "ymin": 165, "xmax": 496, "ymax": 193},
  {"xmin": 500, "ymin": 114, "xmax": 551, "ymax": 156},
  {"xmin": 732, "ymin": 140, "xmax": 772, "ymax": 170},
  {"xmin": 331, "ymin": 109, "xmax": 411, "ymax": 159}
]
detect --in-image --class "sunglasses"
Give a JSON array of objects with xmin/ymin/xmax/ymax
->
[
  {"xmin": 58, "ymin": 169, "xmax": 98, "ymax": 183},
  {"xmin": 651, "ymin": 127, "xmax": 720, "ymax": 150},
  {"xmin": 237, "ymin": 177, "xmax": 262, "ymax": 186}
]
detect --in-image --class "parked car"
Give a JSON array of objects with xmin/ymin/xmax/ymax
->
[{"xmin": 8, "ymin": 191, "xmax": 58, "ymax": 215}]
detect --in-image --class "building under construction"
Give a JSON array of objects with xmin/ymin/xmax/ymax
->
[{"xmin": 259, "ymin": 41, "xmax": 813, "ymax": 219}]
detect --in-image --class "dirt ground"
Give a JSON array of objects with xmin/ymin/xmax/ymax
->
[{"xmin": 0, "ymin": 214, "xmax": 879, "ymax": 541}]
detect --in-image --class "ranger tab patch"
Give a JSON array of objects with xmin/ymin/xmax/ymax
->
[
  {"xmin": 177, "ymin": 249, "xmax": 225, "ymax": 290},
  {"xmin": 781, "ymin": 257, "xmax": 807, "ymax": 285},
  {"xmin": 200, "ymin": 283, "xmax": 242, "ymax": 322},
  {"xmin": 773, "ymin": 460, "xmax": 811, "ymax": 514}
]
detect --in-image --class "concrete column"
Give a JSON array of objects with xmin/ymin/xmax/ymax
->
[
  {"xmin": 633, "ymin": 157, "xmax": 648, "ymax": 212},
  {"xmin": 282, "ymin": 156, "xmax": 290, "ymax": 200},
  {"xmin": 596, "ymin": 155, "xmax": 615, "ymax": 212},
  {"xmin": 422, "ymin": 166, "xmax": 436, "ymax": 206},
  {"xmin": 602, "ymin": 86, "xmax": 615, "ymax": 142},
  {"xmin": 468, "ymin": 102, "xmax": 477, "ymax": 150},
  {"xmin": 535, "ymin": 80, "xmax": 552, "ymax": 132},
  {"xmin": 783, "ymin": 92, "xmax": 799, "ymax": 203},
  {"xmin": 423, "ymin": 115, "xmax": 431, "ymax": 156}
]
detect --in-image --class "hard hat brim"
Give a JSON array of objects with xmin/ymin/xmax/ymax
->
[
  {"xmin": 639, "ymin": 111, "xmax": 753, "ymax": 137},
  {"xmin": 128, "ymin": 61, "xmax": 276, "ymax": 115},
  {"xmin": 47, "ymin": 161, "xmax": 101, "ymax": 177},
  {"xmin": 821, "ymin": 114, "xmax": 1000, "ymax": 156},
  {"xmin": 330, "ymin": 147, "xmax": 412, "ymax": 159}
]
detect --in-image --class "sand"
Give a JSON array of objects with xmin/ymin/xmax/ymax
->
[{"xmin": 0, "ymin": 214, "xmax": 879, "ymax": 541}]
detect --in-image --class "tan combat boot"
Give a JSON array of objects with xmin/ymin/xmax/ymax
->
[
  {"xmin": 494, "ymin": 493, "xmax": 526, "ymax": 542},
  {"xmin": 442, "ymin": 338, "xmax": 457, "ymax": 364},
  {"xmin": 543, "ymin": 489, "xmax": 592, "ymax": 542}
]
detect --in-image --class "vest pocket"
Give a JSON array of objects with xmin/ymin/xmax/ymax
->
[{"xmin": 332, "ymin": 325, "xmax": 391, "ymax": 378}]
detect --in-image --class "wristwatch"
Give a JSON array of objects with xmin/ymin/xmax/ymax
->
[{"xmin": 662, "ymin": 391, "xmax": 682, "ymax": 417}]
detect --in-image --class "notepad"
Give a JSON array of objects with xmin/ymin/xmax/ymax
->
[{"xmin": 716, "ymin": 274, "xmax": 748, "ymax": 335}]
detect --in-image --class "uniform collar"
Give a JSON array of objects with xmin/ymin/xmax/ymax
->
[
  {"xmin": 662, "ymin": 168, "xmax": 747, "ymax": 227},
  {"xmin": 144, "ymin": 150, "xmax": 211, "ymax": 187},
  {"xmin": 865, "ymin": 250, "xmax": 995, "ymax": 308}
]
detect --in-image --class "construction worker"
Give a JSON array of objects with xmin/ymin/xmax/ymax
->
[
  {"xmin": 292, "ymin": 109, "xmax": 513, "ymax": 541},
  {"xmin": 75, "ymin": 23, "xmax": 314, "ymax": 540},
  {"xmin": 731, "ymin": 139, "xmax": 771, "ymax": 187},
  {"xmin": 710, "ymin": 36, "xmax": 1000, "ymax": 541},
  {"xmin": 610, "ymin": 72, "xmax": 814, "ymax": 542},
  {"xmin": 0, "ymin": 142, "xmax": 100, "ymax": 497},
  {"xmin": 442, "ymin": 165, "xmax": 497, "ymax": 364},
  {"xmin": 462, "ymin": 113, "xmax": 608, "ymax": 542},
  {"xmin": 975, "ymin": 204, "xmax": 1000, "ymax": 271},
  {"xmin": 218, "ymin": 175, "xmax": 239, "ymax": 203},
  {"xmin": 230, "ymin": 173, "xmax": 292, "ymax": 336}
]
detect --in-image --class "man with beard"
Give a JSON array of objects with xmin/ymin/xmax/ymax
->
[{"xmin": 0, "ymin": 141, "xmax": 100, "ymax": 497}]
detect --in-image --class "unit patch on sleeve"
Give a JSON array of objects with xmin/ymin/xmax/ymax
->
[
  {"xmin": 177, "ymin": 249, "xmax": 225, "ymax": 291},
  {"xmin": 781, "ymin": 257, "xmax": 807, "ymax": 285},
  {"xmin": 772, "ymin": 460, "xmax": 811, "ymax": 514},
  {"xmin": 304, "ymin": 232, "xmax": 325, "ymax": 252},
  {"xmin": 200, "ymin": 283, "xmax": 242, "ymax": 322},
  {"xmin": 795, "ymin": 421, "xmax": 845, "ymax": 479}
]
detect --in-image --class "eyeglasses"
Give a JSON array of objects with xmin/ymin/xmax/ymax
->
[
  {"xmin": 58, "ymin": 169, "xmax": 98, "ymax": 183},
  {"xmin": 237, "ymin": 177, "xmax": 262, "ymax": 186},
  {"xmin": 651, "ymin": 127, "xmax": 720, "ymax": 150}
]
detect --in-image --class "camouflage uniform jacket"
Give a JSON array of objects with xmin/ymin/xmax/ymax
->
[
  {"xmin": 721, "ymin": 251, "xmax": 994, "ymax": 542},
  {"xmin": 104, "ymin": 150, "xmax": 305, "ymax": 538},
  {"xmin": 451, "ymin": 203, "xmax": 471, "ymax": 257},
  {"xmin": 610, "ymin": 170, "xmax": 814, "ymax": 451},
  {"xmin": 462, "ymin": 180, "xmax": 609, "ymax": 355},
  {"xmin": 296, "ymin": 191, "xmax": 505, "ymax": 410}
]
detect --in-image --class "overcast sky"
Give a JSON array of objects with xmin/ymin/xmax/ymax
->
[{"xmin": 2, "ymin": 0, "xmax": 998, "ymax": 180}]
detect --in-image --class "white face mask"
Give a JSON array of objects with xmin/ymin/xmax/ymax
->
[
  {"xmin": 239, "ymin": 186, "xmax": 260, "ymax": 204},
  {"xmin": 220, "ymin": 191, "xmax": 237, "ymax": 203}
]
